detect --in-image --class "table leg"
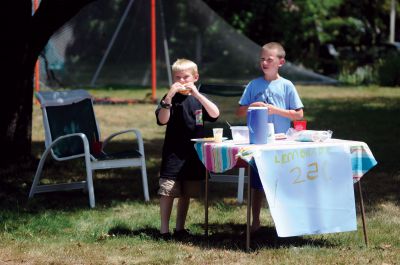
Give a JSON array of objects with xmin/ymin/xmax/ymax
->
[
  {"xmin": 357, "ymin": 180, "xmax": 368, "ymax": 246},
  {"xmin": 246, "ymin": 165, "xmax": 251, "ymax": 252},
  {"xmin": 205, "ymin": 169, "xmax": 209, "ymax": 237}
]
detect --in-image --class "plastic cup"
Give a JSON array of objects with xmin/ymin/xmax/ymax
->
[
  {"xmin": 230, "ymin": 126, "xmax": 249, "ymax": 144},
  {"xmin": 213, "ymin": 128, "xmax": 223, "ymax": 143},
  {"xmin": 293, "ymin": 120, "xmax": 307, "ymax": 131},
  {"xmin": 267, "ymin": 123, "xmax": 275, "ymax": 143}
]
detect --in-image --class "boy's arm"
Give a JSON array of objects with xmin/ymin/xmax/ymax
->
[
  {"xmin": 236, "ymin": 101, "xmax": 268, "ymax": 117},
  {"xmin": 236, "ymin": 102, "xmax": 303, "ymax": 120},
  {"xmin": 157, "ymin": 103, "xmax": 171, "ymax": 125},
  {"xmin": 157, "ymin": 83, "xmax": 182, "ymax": 124},
  {"xmin": 190, "ymin": 85, "xmax": 220, "ymax": 118},
  {"xmin": 236, "ymin": 105, "xmax": 249, "ymax": 117},
  {"xmin": 267, "ymin": 104, "xmax": 304, "ymax": 120}
]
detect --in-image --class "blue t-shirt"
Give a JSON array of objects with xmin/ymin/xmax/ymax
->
[{"xmin": 239, "ymin": 76, "xmax": 304, "ymax": 133}]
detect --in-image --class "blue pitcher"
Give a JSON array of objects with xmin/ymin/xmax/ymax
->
[{"xmin": 247, "ymin": 107, "xmax": 269, "ymax": 144}]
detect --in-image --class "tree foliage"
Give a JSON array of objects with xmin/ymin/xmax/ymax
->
[{"xmin": 203, "ymin": 0, "xmax": 399, "ymax": 75}]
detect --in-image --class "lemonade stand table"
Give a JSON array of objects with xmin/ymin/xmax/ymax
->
[{"xmin": 194, "ymin": 139, "xmax": 377, "ymax": 251}]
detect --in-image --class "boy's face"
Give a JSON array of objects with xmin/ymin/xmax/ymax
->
[
  {"xmin": 259, "ymin": 48, "xmax": 285, "ymax": 77},
  {"xmin": 173, "ymin": 69, "xmax": 198, "ymax": 84}
]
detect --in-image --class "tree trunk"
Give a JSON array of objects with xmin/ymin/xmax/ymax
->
[{"xmin": 0, "ymin": 0, "xmax": 95, "ymax": 165}]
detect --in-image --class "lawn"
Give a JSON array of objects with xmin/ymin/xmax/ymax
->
[{"xmin": 0, "ymin": 85, "xmax": 399, "ymax": 264}]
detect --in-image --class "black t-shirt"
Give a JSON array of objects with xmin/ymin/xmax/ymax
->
[{"xmin": 155, "ymin": 93, "xmax": 218, "ymax": 180}]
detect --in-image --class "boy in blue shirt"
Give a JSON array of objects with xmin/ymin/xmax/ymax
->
[{"xmin": 236, "ymin": 42, "xmax": 304, "ymax": 233}]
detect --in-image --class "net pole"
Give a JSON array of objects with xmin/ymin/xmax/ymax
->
[
  {"xmin": 151, "ymin": 0, "xmax": 157, "ymax": 101},
  {"xmin": 159, "ymin": 0, "xmax": 172, "ymax": 86},
  {"xmin": 389, "ymin": 0, "xmax": 396, "ymax": 43},
  {"xmin": 34, "ymin": 0, "xmax": 40, "ymax": 93}
]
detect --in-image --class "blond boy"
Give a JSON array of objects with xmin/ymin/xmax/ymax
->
[{"xmin": 156, "ymin": 59, "xmax": 219, "ymax": 238}]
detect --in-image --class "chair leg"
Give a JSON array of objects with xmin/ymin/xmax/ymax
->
[
  {"xmin": 237, "ymin": 168, "xmax": 245, "ymax": 204},
  {"xmin": 84, "ymin": 158, "xmax": 95, "ymax": 208},
  {"xmin": 29, "ymin": 152, "xmax": 49, "ymax": 198},
  {"xmin": 141, "ymin": 158, "xmax": 150, "ymax": 201}
]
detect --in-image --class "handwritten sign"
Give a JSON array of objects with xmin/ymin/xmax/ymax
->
[{"xmin": 253, "ymin": 145, "xmax": 356, "ymax": 237}]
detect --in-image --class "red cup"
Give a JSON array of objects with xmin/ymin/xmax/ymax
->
[
  {"xmin": 293, "ymin": 120, "xmax": 307, "ymax": 131},
  {"xmin": 92, "ymin": 141, "xmax": 103, "ymax": 155}
]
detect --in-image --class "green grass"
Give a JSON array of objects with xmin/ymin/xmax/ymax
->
[{"xmin": 1, "ymin": 85, "xmax": 400, "ymax": 264}]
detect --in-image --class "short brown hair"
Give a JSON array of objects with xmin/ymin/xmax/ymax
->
[
  {"xmin": 262, "ymin": 42, "xmax": 286, "ymax": 59},
  {"xmin": 172, "ymin": 58, "xmax": 198, "ymax": 75}
]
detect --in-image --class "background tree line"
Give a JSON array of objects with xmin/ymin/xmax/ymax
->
[{"xmin": 203, "ymin": 0, "xmax": 400, "ymax": 85}]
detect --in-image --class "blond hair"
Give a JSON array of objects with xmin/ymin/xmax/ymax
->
[
  {"xmin": 262, "ymin": 42, "xmax": 286, "ymax": 59},
  {"xmin": 171, "ymin": 58, "xmax": 198, "ymax": 75}
]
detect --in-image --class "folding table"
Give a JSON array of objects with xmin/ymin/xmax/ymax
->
[{"xmin": 194, "ymin": 139, "xmax": 377, "ymax": 251}]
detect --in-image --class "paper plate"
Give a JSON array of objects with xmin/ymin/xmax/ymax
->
[{"xmin": 191, "ymin": 137, "xmax": 228, "ymax": 142}]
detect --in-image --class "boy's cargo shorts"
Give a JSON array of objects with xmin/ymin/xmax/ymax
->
[{"xmin": 158, "ymin": 178, "xmax": 201, "ymax": 197}]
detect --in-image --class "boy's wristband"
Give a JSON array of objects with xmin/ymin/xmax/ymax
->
[{"xmin": 160, "ymin": 100, "xmax": 172, "ymax": 109}]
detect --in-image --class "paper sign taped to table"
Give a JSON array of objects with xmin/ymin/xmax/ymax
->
[{"xmin": 253, "ymin": 145, "xmax": 356, "ymax": 237}]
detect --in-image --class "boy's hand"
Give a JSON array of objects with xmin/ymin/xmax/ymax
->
[
  {"xmin": 265, "ymin": 104, "xmax": 279, "ymax": 114},
  {"xmin": 249, "ymin": 101, "xmax": 267, "ymax": 107},
  {"xmin": 249, "ymin": 102, "xmax": 279, "ymax": 114},
  {"xmin": 183, "ymin": 82, "xmax": 198, "ymax": 96},
  {"xmin": 170, "ymin": 82, "xmax": 196, "ymax": 95},
  {"xmin": 162, "ymin": 82, "xmax": 179, "ymax": 104},
  {"xmin": 165, "ymin": 82, "xmax": 186, "ymax": 101},
  {"xmin": 171, "ymin": 82, "xmax": 185, "ymax": 93}
]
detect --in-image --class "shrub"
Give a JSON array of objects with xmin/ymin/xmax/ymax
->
[
  {"xmin": 377, "ymin": 54, "xmax": 400, "ymax": 86},
  {"xmin": 338, "ymin": 65, "xmax": 377, "ymax": 85}
]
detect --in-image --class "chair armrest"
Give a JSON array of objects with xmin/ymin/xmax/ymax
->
[
  {"xmin": 49, "ymin": 133, "xmax": 92, "ymax": 161},
  {"xmin": 102, "ymin": 129, "xmax": 145, "ymax": 155}
]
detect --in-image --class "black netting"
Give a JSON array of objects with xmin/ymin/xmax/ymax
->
[{"xmin": 39, "ymin": 0, "xmax": 337, "ymax": 89}]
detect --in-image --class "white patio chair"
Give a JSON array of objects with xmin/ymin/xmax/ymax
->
[
  {"xmin": 209, "ymin": 166, "xmax": 248, "ymax": 204},
  {"xmin": 29, "ymin": 89, "xmax": 149, "ymax": 208}
]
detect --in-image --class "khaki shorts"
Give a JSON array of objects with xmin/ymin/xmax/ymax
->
[{"xmin": 158, "ymin": 178, "xmax": 201, "ymax": 198}]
